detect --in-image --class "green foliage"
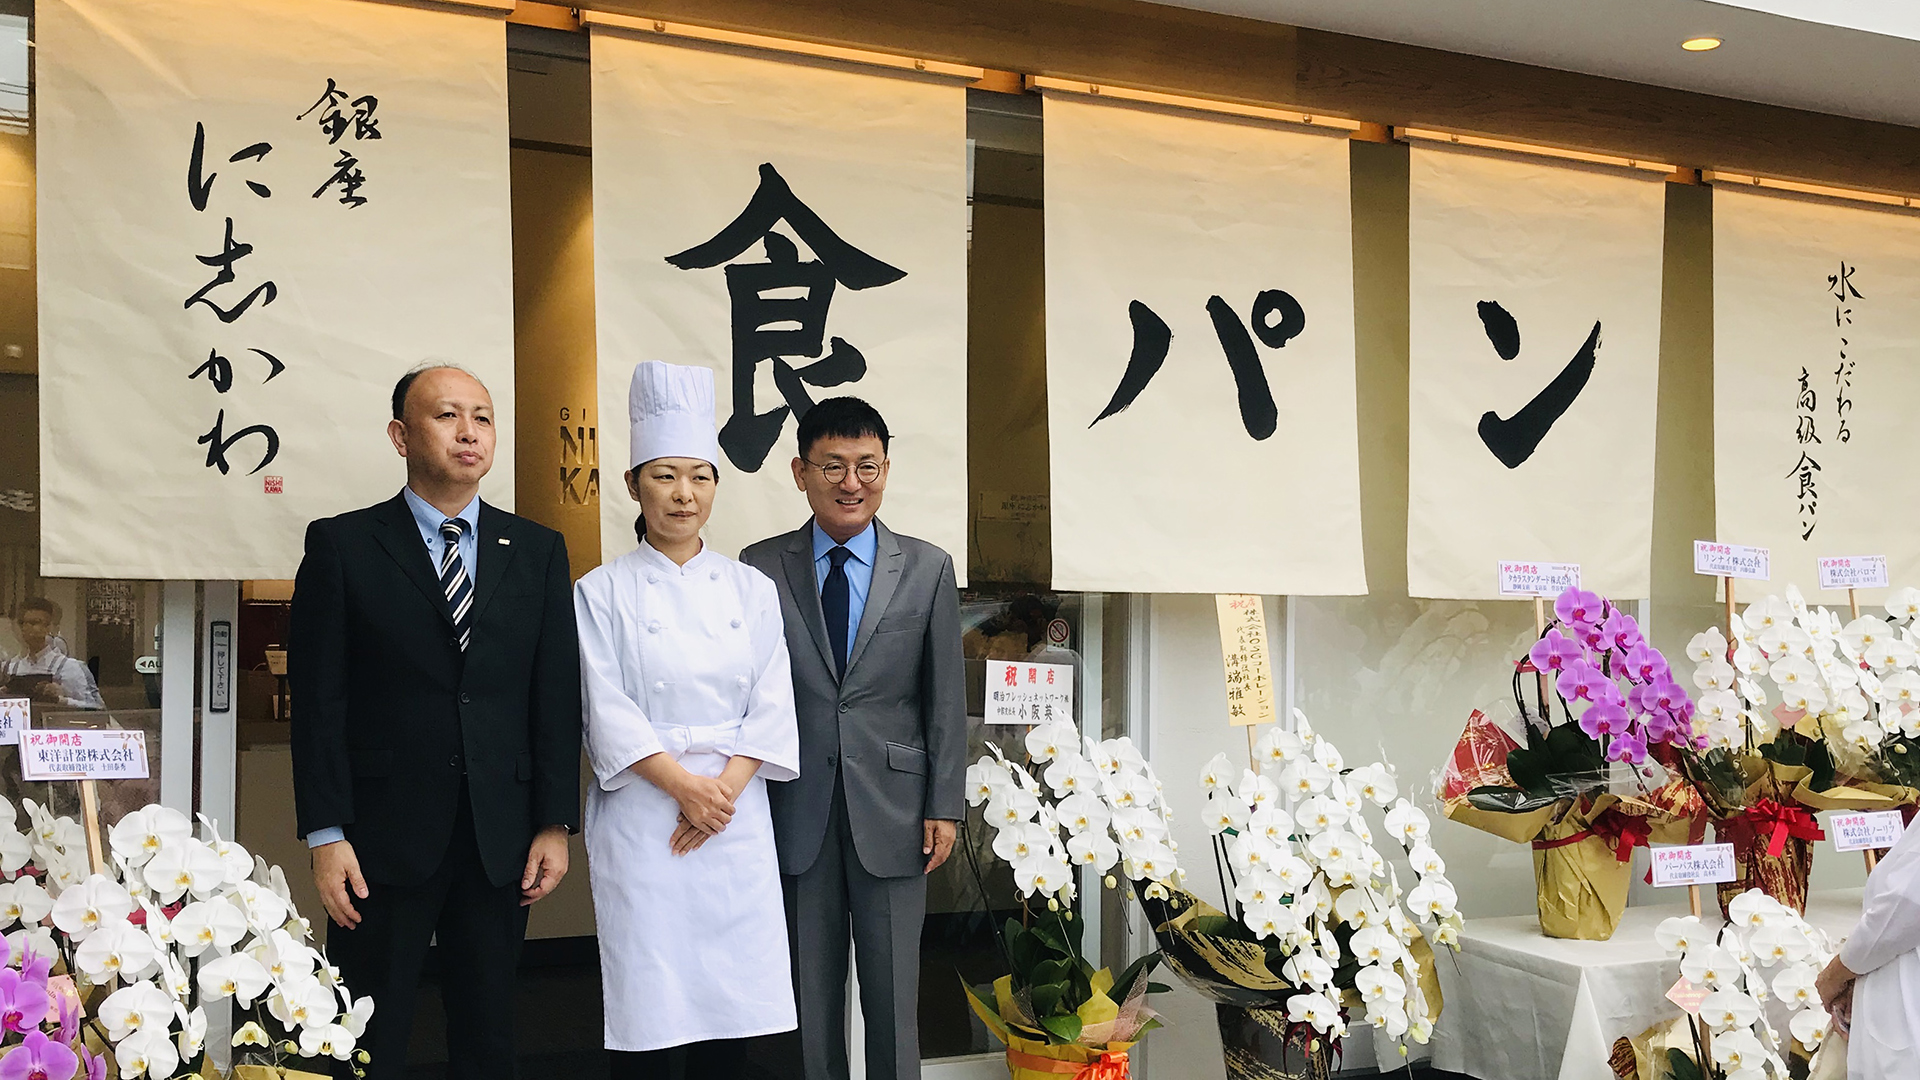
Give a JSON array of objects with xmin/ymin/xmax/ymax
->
[
  {"xmin": 1874, "ymin": 735, "xmax": 1920, "ymax": 787},
  {"xmin": 984, "ymin": 909, "xmax": 1167, "ymax": 1046},
  {"xmin": 1506, "ymin": 722, "xmax": 1605, "ymax": 799},
  {"xmin": 1664, "ymin": 1047, "xmax": 1704, "ymax": 1080},
  {"xmin": 1761, "ymin": 731, "xmax": 1836, "ymax": 792}
]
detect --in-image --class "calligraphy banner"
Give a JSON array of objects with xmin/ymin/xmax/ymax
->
[
  {"xmin": 1043, "ymin": 94, "xmax": 1365, "ymax": 595},
  {"xmin": 1715, "ymin": 187, "xmax": 1920, "ymax": 602},
  {"xmin": 588, "ymin": 30, "xmax": 968, "ymax": 572},
  {"xmin": 1406, "ymin": 145, "xmax": 1666, "ymax": 599},
  {"xmin": 38, "ymin": 0, "xmax": 515, "ymax": 579}
]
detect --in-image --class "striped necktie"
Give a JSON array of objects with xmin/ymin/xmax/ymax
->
[{"xmin": 440, "ymin": 518, "xmax": 474, "ymax": 651}]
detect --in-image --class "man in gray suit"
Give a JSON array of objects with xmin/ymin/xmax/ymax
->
[{"xmin": 741, "ymin": 396, "xmax": 966, "ymax": 1080}]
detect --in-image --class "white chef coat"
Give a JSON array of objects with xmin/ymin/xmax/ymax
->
[
  {"xmin": 1841, "ymin": 814, "xmax": 1920, "ymax": 1078},
  {"xmin": 574, "ymin": 540, "xmax": 801, "ymax": 1052}
]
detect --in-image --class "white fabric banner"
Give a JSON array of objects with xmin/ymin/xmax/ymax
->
[
  {"xmin": 1715, "ymin": 187, "xmax": 1920, "ymax": 602},
  {"xmin": 38, "ymin": 0, "xmax": 515, "ymax": 579},
  {"xmin": 589, "ymin": 32, "xmax": 968, "ymax": 573},
  {"xmin": 1407, "ymin": 146, "xmax": 1666, "ymax": 600},
  {"xmin": 1043, "ymin": 94, "xmax": 1365, "ymax": 595}
]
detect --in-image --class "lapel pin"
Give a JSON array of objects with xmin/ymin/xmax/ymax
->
[{"xmin": 498, "ymin": 537, "xmax": 511, "ymax": 545}]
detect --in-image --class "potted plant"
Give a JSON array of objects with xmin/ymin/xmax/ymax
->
[
  {"xmin": 0, "ymin": 796, "xmax": 375, "ymax": 1080},
  {"xmin": 1683, "ymin": 584, "xmax": 1920, "ymax": 915},
  {"xmin": 1442, "ymin": 586, "xmax": 1705, "ymax": 939},
  {"xmin": 963, "ymin": 729, "xmax": 1178, "ymax": 1079},
  {"xmin": 1138, "ymin": 710, "xmax": 1463, "ymax": 1080}
]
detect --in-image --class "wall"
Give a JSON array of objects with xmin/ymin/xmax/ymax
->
[{"xmin": 510, "ymin": 146, "xmax": 603, "ymax": 577}]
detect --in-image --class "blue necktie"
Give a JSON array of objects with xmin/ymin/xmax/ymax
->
[
  {"xmin": 440, "ymin": 519, "xmax": 474, "ymax": 652},
  {"xmin": 823, "ymin": 546, "xmax": 852, "ymax": 678}
]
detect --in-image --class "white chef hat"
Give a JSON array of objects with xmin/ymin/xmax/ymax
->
[{"xmin": 628, "ymin": 361, "xmax": 720, "ymax": 470}]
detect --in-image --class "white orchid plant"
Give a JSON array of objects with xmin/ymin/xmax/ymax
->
[
  {"xmin": 961, "ymin": 729, "xmax": 1177, "ymax": 1051},
  {"xmin": 1194, "ymin": 710, "xmax": 1461, "ymax": 1052},
  {"xmin": 1686, "ymin": 583, "xmax": 1920, "ymax": 803},
  {"xmin": 0, "ymin": 796, "xmax": 375, "ymax": 1079},
  {"xmin": 1654, "ymin": 889, "xmax": 1838, "ymax": 1080},
  {"xmin": 967, "ymin": 727, "xmax": 1184, "ymax": 908}
]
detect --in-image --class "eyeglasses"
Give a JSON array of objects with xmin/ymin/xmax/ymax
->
[{"xmin": 805, "ymin": 458, "xmax": 887, "ymax": 485}]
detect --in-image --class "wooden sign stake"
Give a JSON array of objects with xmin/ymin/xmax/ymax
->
[
  {"xmin": 1724, "ymin": 575, "xmax": 1737, "ymax": 639},
  {"xmin": 1842, "ymin": 589, "xmax": 1882, "ymax": 875},
  {"xmin": 78, "ymin": 779, "xmax": 105, "ymax": 875}
]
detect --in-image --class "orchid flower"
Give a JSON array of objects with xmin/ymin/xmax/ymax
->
[{"xmin": 0, "ymin": 1030, "xmax": 79, "ymax": 1080}]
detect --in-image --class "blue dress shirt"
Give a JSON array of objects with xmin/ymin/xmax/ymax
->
[
  {"xmin": 403, "ymin": 486, "xmax": 481, "ymax": 581},
  {"xmin": 812, "ymin": 520, "xmax": 876, "ymax": 655},
  {"xmin": 308, "ymin": 487, "xmax": 483, "ymax": 849}
]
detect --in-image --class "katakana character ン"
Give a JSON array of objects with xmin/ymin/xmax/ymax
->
[{"xmin": 1473, "ymin": 300, "xmax": 1601, "ymax": 469}]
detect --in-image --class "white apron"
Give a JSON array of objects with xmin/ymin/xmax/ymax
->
[
  {"xmin": 1841, "ymin": 814, "xmax": 1920, "ymax": 1079},
  {"xmin": 574, "ymin": 541, "xmax": 801, "ymax": 1052}
]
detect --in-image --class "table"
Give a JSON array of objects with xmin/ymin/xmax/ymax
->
[{"xmin": 1427, "ymin": 890, "xmax": 1862, "ymax": 1080}]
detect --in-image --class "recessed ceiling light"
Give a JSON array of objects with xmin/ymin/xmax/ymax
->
[{"xmin": 1682, "ymin": 36, "xmax": 1723, "ymax": 52}]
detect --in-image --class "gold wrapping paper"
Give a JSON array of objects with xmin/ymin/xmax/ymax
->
[
  {"xmin": 1532, "ymin": 799, "xmax": 1632, "ymax": 940},
  {"xmin": 963, "ymin": 974, "xmax": 1138, "ymax": 1080}
]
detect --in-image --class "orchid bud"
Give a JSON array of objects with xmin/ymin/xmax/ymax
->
[
  {"xmin": 1104, "ymin": 875, "xmax": 1117, "ymax": 889},
  {"xmin": 1047, "ymin": 898, "xmax": 1059, "ymax": 912}
]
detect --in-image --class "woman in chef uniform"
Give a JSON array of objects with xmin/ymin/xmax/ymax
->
[{"xmin": 575, "ymin": 361, "xmax": 800, "ymax": 1077}]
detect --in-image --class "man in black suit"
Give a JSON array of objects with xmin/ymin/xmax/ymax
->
[{"xmin": 290, "ymin": 363, "xmax": 581, "ymax": 1080}]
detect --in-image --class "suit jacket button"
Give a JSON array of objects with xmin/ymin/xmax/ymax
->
[
  {"xmin": 826, "ymin": 754, "xmax": 837, "ymax": 766},
  {"xmin": 838, "ymin": 702, "xmax": 850, "ymax": 713},
  {"xmin": 459, "ymin": 692, "xmax": 471, "ymax": 705},
  {"xmin": 448, "ymin": 637, "xmax": 460, "ymax": 649},
  {"xmin": 449, "ymin": 754, "xmax": 462, "ymax": 769}
]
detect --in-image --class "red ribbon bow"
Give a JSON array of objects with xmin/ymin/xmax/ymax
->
[
  {"xmin": 1589, "ymin": 808, "xmax": 1653, "ymax": 863},
  {"xmin": 1530, "ymin": 807, "xmax": 1652, "ymax": 863},
  {"xmin": 1746, "ymin": 798, "xmax": 1825, "ymax": 859},
  {"xmin": 1081, "ymin": 1052, "xmax": 1129, "ymax": 1080}
]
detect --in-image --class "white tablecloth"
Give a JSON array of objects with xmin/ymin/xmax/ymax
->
[{"xmin": 1428, "ymin": 890, "xmax": 1862, "ymax": 1080}]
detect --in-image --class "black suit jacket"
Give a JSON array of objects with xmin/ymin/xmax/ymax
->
[{"xmin": 289, "ymin": 493, "xmax": 582, "ymax": 889}]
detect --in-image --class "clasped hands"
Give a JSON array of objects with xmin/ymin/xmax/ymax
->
[
  {"xmin": 1815, "ymin": 955, "xmax": 1857, "ymax": 1035},
  {"xmin": 633, "ymin": 752, "xmax": 757, "ymax": 856}
]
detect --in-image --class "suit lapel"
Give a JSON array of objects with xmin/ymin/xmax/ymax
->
[
  {"xmin": 781, "ymin": 524, "xmax": 838, "ymax": 680},
  {"xmin": 469, "ymin": 502, "xmax": 519, "ymax": 627},
  {"xmin": 370, "ymin": 495, "xmax": 454, "ymax": 629},
  {"xmin": 845, "ymin": 520, "xmax": 902, "ymax": 676}
]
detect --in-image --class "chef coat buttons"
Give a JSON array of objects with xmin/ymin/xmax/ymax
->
[
  {"xmin": 710, "ymin": 571, "xmax": 721, "ymax": 581},
  {"xmin": 731, "ymin": 618, "xmax": 743, "ymax": 629},
  {"xmin": 647, "ymin": 622, "xmax": 661, "ymax": 633},
  {"xmin": 736, "ymin": 675, "xmax": 750, "ymax": 689},
  {"xmin": 653, "ymin": 681, "xmax": 666, "ymax": 692},
  {"xmin": 646, "ymin": 574, "xmax": 659, "ymax": 584}
]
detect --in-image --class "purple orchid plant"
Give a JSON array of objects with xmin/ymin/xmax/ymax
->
[
  {"xmin": 1526, "ymin": 586, "xmax": 1707, "ymax": 767},
  {"xmin": 0, "ymin": 936, "xmax": 77, "ymax": 1080}
]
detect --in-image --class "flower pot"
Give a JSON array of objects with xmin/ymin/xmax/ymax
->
[
  {"xmin": 1002, "ymin": 1044, "xmax": 1130, "ymax": 1079},
  {"xmin": 1715, "ymin": 809, "xmax": 1815, "ymax": 917},
  {"xmin": 1215, "ymin": 1004, "xmax": 1333, "ymax": 1080},
  {"xmin": 1530, "ymin": 811, "xmax": 1632, "ymax": 940}
]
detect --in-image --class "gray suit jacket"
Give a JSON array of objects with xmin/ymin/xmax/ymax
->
[{"xmin": 741, "ymin": 519, "xmax": 967, "ymax": 879}]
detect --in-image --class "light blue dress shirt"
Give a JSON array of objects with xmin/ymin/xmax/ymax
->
[
  {"xmin": 402, "ymin": 486, "xmax": 481, "ymax": 581},
  {"xmin": 812, "ymin": 520, "xmax": 876, "ymax": 654},
  {"xmin": 308, "ymin": 488, "xmax": 483, "ymax": 849}
]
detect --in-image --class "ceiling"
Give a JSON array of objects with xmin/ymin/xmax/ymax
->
[{"xmin": 1151, "ymin": 0, "xmax": 1920, "ymax": 128}]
